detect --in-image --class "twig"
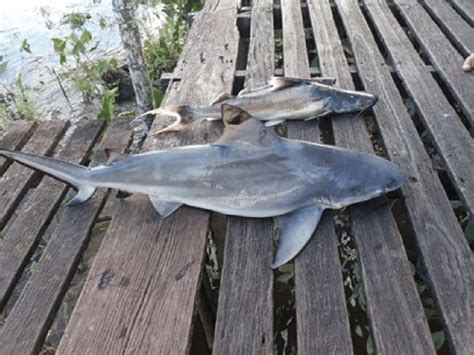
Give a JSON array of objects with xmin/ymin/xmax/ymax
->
[{"xmin": 50, "ymin": 67, "xmax": 74, "ymax": 110}]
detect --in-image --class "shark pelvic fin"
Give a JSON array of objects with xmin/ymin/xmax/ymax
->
[
  {"xmin": 148, "ymin": 196, "xmax": 182, "ymax": 218},
  {"xmin": 65, "ymin": 186, "xmax": 96, "ymax": 206},
  {"xmin": 272, "ymin": 204, "xmax": 324, "ymax": 268},
  {"xmin": 214, "ymin": 105, "xmax": 280, "ymax": 147}
]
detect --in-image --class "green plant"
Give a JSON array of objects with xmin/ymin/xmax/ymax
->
[{"xmin": 50, "ymin": 13, "xmax": 119, "ymax": 122}]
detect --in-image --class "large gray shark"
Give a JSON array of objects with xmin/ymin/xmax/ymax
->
[
  {"xmin": 140, "ymin": 77, "xmax": 378, "ymax": 133},
  {"xmin": 0, "ymin": 105, "xmax": 403, "ymax": 268}
]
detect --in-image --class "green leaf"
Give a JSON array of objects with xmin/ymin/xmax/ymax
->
[
  {"xmin": 97, "ymin": 88, "xmax": 117, "ymax": 124},
  {"xmin": 80, "ymin": 29, "xmax": 93, "ymax": 43},
  {"xmin": 20, "ymin": 39, "xmax": 32, "ymax": 53},
  {"xmin": 52, "ymin": 38, "xmax": 66, "ymax": 53},
  {"xmin": 366, "ymin": 335, "xmax": 374, "ymax": 354},
  {"xmin": 99, "ymin": 17, "xmax": 107, "ymax": 29},
  {"xmin": 432, "ymin": 331, "xmax": 445, "ymax": 350},
  {"xmin": 464, "ymin": 219, "xmax": 474, "ymax": 243},
  {"xmin": 72, "ymin": 41, "xmax": 86, "ymax": 57}
]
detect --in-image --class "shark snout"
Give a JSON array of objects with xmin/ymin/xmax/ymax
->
[{"xmin": 383, "ymin": 162, "xmax": 405, "ymax": 192}]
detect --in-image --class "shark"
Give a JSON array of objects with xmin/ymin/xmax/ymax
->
[
  {"xmin": 0, "ymin": 105, "xmax": 403, "ymax": 268},
  {"xmin": 139, "ymin": 76, "xmax": 378, "ymax": 134}
]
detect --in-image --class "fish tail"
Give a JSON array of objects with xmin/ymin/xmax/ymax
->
[{"xmin": 0, "ymin": 149, "xmax": 95, "ymax": 206}]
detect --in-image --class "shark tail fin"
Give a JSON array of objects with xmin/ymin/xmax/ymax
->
[{"xmin": 0, "ymin": 149, "xmax": 95, "ymax": 206}]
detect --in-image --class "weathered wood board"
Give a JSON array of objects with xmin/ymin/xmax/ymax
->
[
  {"xmin": 0, "ymin": 120, "xmax": 103, "ymax": 310},
  {"xmin": 337, "ymin": 0, "xmax": 473, "ymax": 352},
  {"xmin": 0, "ymin": 118, "xmax": 131, "ymax": 355},
  {"xmin": 213, "ymin": 0, "xmax": 274, "ymax": 353},
  {"xmin": 280, "ymin": 0, "xmax": 353, "ymax": 354},
  {"xmin": 0, "ymin": 121, "xmax": 68, "ymax": 229},
  {"xmin": 58, "ymin": 2, "xmax": 241, "ymax": 354},
  {"xmin": 0, "ymin": 121, "xmax": 36, "ymax": 176}
]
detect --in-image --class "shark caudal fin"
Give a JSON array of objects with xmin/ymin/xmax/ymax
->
[{"xmin": 0, "ymin": 149, "xmax": 96, "ymax": 206}]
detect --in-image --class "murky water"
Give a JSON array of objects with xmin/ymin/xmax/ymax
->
[{"xmin": 0, "ymin": 0, "xmax": 160, "ymax": 83}]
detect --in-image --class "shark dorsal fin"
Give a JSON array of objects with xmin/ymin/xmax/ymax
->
[{"xmin": 214, "ymin": 105, "xmax": 280, "ymax": 147}]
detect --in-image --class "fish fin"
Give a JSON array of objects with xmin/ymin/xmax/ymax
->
[
  {"xmin": 213, "ymin": 105, "xmax": 281, "ymax": 147},
  {"xmin": 210, "ymin": 92, "xmax": 233, "ymax": 105},
  {"xmin": 148, "ymin": 196, "xmax": 182, "ymax": 218},
  {"xmin": 135, "ymin": 108, "xmax": 162, "ymax": 119},
  {"xmin": 265, "ymin": 119, "xmax": 285, "ymax": 127},
  {"xmin": 272, "ymin": 204, "xmax": 324, "ymax": 268},
  {"xmin": 154, "ymin": 120, "xmax": 189, "ymax": 135},
  {"xmin": 116, "ymin": 190, "xmax": 133, "ymax": 199},
  {"xmin": 65, "ymin": 186, "xmax": 96, "ymax": 206},
  {"xmin": 104, "ymin": 148, "xmax": 128, "ymax": 165},
  {"xmin": 270, "ymin": 76, "xmax": 336, "ymax": 89}
]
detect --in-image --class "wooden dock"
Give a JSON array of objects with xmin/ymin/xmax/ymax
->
[{"xmin": 0, "ymin": 0, "xmax": 472, "ymax": 354}]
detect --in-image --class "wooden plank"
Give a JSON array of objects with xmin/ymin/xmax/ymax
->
[
  {"xmin": 307, "ymin": 0, "xmax": 437, "ymax": 353},
  {"xmin": 280, "ymin": 1, "xmax": 353, "ymax": 354},
  {"xmin": 0, "ymin": 120, "xmax": 103, "ymax": 310},
  {"xmin": 363, "ymin": 0, "xmax": 474, "ymax": 220},
  {"xmin": 214, "ymin": 218, "xmax": 274, "ymax": 354},
  {"xmin": 213, "ymin": 1, "xmax": 274, "ymax": 353},
  {"xmin": 0, "ymin": 118, "xmax": 131, "ymax": 355},
  {"xmin": 0, "ymin": 121, "xmax": 68, "ymax": 230},
  {"xmin": 448, "ymin": 0, "xmax": 474, "ymax": 25},
  {"xmin": 0, "ymin": 121, "xmax": 36, "ymax": 176},
  {"xmin": 392, "ymin": 0, "xmax": 474, "ymax": 129},
  {"xmin": 58, "ymin": 3, "xmax": 241, "ymax": 354},
  {"xmin": 336, "ymin": 0, "xmax": 474, "ymax": 352},
  {"xmin": 420, "ymin": 0, "xmax": 474, "ymax": 55}
]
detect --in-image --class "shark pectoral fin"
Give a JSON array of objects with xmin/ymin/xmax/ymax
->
[
  {"xmin": 148, "ymin": 196, "xmax": 182, "ymax": 218},
  {"xmin": 65, "ymin": 186, "xmax": 96, "ymax": 206},
  {"xmin": 272, "ymin": 204, "xmax": 324, "ymax": 269},
  {"xmin": 265, "ymin": 119, "xmax": 285, "ymax": 127},
  {"xmin": 210, "ymin": 92, "xmax": 233, "ymax": 105}
]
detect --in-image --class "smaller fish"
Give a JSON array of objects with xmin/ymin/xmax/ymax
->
[{"xmin": 138, "ymin": 76, "xmax": 378, "ymax": 134}]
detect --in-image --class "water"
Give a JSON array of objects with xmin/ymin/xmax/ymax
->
[
  {"xmin": 0, "ymin": 0, "xmax": 162, "ymax": 123},
  {"xmin": 0, "ymin": 0, "xmax": 160, "ymax": 83}
]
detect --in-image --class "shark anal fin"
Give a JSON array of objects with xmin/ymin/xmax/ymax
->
[
  {"xmin": 272, "ymin": 204, "xmax": 324, "ymax": 268},
  {"xmin": 65, "ymin": 186, "xmax": 96, "ymax": 206},
  {"xmin": 149, "ymin": 196, "xmax": 182, "ymax": 218}
]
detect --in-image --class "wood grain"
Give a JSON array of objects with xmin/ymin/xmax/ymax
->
[
  {"xmin": 58, "ymin": 3, "xmax": 240, "ymax": 354},
  {"xmin": 213, "ymin": 1, "xmax": 274, "ymax": 353},
  {"xmin": 392, "ymin": 0, "xmax": 474, "ymax": 128},
  {"xmin": 308, "ymin": 0, "xmax": 437, "ymax": 353},
  {"xmin": 0, "ymin": 121, "xmax": 68, "ymax": 229},
  {"xmin": 337, "ymin": 0, "xmax": 473, "ymax": 352},
  {"xmin": 448, "ymin": 0, "xmax": 474, "ymax": 26},
  {"xmin": 0, "ymin": 118, "xmax": 131, "ymax": 355},
  {"xmin": 420, "ymin": 0, "xmax": 474, "ymax": 55},
  {"xmin": 0, "ymin": 121, "xmax": 36, "ymax": 176},
  {"xmin": 363, "ymin": 0, "xmax": 474, "ymax": 216},
  {"xmin": 280, "ymin": 1, "xmax": 353, "ymax": 354},
  {"xmin": 0, "ymin": 120, "xmax": 103, "ymax": 310}
]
